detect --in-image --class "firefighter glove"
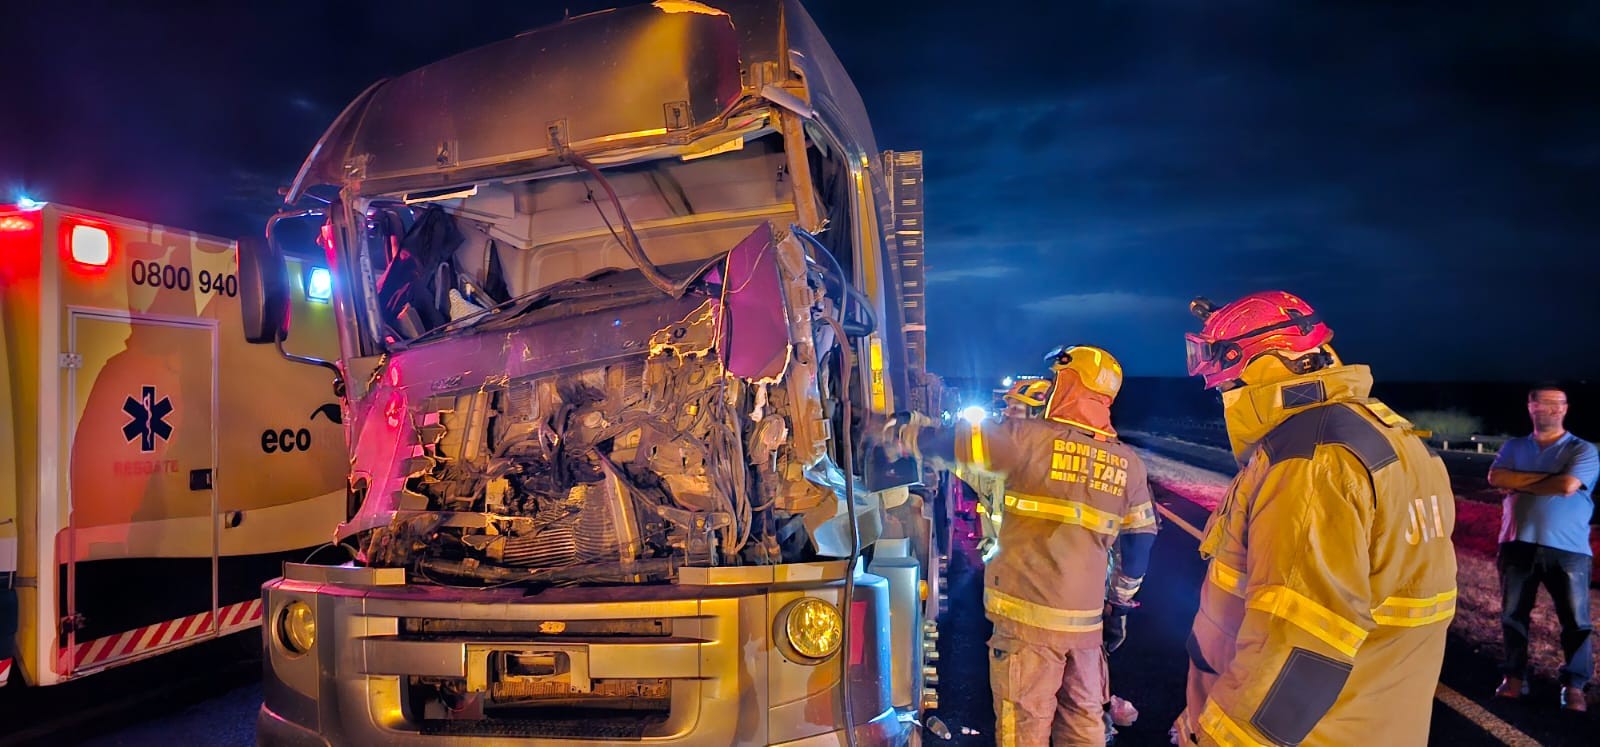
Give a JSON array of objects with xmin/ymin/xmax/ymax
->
[
  {"xmin": 1103, "ymin": 601, "xmax": 1136, "ymax": 653},
  {"xmin": 878, "ymin": 411, "xmax": 932, "ymax": 460}
]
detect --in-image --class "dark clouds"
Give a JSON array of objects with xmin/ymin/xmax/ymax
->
[
  {"xmin": 7, "ymin": 1, "xmax": 1597, "ymax": 381},
  {"xmin": 809, "ymin": 0, "xmax": 1600, "ymax": 381}
]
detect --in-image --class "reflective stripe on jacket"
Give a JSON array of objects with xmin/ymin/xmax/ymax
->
[
  {"xmin": 1186, "ymin": 367, "xmax": 1457, "ymax": 747},
  {"xmin": 955, "ymin": 417, "xmax": 1158, "ymax": 648}
]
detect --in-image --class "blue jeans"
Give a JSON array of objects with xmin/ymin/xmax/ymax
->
[{"xmin": 1498, "ymin": 541, "xmax": 1593, "ymax": 687}]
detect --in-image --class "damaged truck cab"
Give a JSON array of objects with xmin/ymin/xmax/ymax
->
[{"xmin": 245, "ymin": 2, "xmax": 941, "ymax": 744}]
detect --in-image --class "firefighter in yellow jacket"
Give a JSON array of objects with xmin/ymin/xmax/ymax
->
[
  {"xmin": 901, "ymin": 346, "xmax": 1158, "ymax": 744},
  {"xmin": 1174, "ymin": 291, "xmax": 1458, "ymax": 746},
  {"xmin": 967, "ymin": 378, "xmax": 1054, "ymax": 559}
]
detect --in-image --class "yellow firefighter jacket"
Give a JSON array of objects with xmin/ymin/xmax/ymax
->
[
  {"xmin": 953, "ymin": 416, "xmax": 1158, "ymax": 649},
  {"xmin": 1184, "ymin": 364, "xmax": 1457, "ymax": 747},
  {"xmin": 949, "ymin": 455, "xmax": 1006, "ymax": 548}
]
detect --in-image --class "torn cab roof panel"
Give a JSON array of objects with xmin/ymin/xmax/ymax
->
[{"xmin": 286, "ymin": 1, "xmax": 878, "ymax": 203}]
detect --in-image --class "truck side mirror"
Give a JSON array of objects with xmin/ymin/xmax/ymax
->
[{"xmin": 239, "ymin": 235, "xmax": 291, "ymax": 344}]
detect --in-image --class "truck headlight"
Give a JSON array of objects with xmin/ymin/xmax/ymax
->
[
  {"xmin": 277, "ymin": 601, "xmax": 316, "ymax": 655},
  {"xmin": 780, "ymin": 598, "xmax": 842, "ymax": 662}
]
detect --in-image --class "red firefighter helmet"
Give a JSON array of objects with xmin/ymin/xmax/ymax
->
[{"xmin": 1185, "ymin": 291, "xmax": 1333, "ymax": 389}]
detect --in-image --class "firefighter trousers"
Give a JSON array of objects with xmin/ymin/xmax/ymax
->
[{"xmin": 990, "ymin": 633, "xmax": 1109, "ymax": 746}]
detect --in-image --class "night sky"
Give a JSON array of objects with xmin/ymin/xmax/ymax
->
[{"xmin": 5, "ymin": 1, "xmax": 1597, "ymax": 382}]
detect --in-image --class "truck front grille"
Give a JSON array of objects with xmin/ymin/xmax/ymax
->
[
  {"xmin": 490, "ymin": 676, "xmax": 670, "ymax": 707},
  {"xmin": 402, "ymin": 616, "xmax": 669, "ymax": 638},
  {"xmin": 418, "ymin": 710, "xmax": 670, "ymax": 739}
]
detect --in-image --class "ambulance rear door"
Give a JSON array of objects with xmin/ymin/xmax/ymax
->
[{"xmin": 58, "ymin": 214, "xmax": 221, "ymax": 675}]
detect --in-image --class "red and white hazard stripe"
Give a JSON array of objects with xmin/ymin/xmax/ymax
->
[
  {"xmin": 60, "ymin": 598, "xmax": 264, "ymax": 671},
  {"xmin": 0, "ymin": 657, "xmax": 12, "ymax": 686},
  {"xmin": 218, "ymin": 597, "xmax": 265, "ymax": 632}
]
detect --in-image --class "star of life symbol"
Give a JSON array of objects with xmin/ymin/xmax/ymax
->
[{"xmin": 122, "ymin": 385, "xmax": 174, "ymax": 453}]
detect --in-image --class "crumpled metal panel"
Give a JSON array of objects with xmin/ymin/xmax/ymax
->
[
  {"xmin": 780, "ymin": 0, "xmax": 882, "ymax": 165},
  {"xmin": 291, "ymin": 3, "xmax": 743, "ymax": 198},
  {"xmin": 718, "ymin": 222, "xmax": 789, "ymax": 381},
  {"xmin": 286, "ymin": 0, "xmax": 879, "ymax": 203},
  {"xmin": 336, "ymin": 289, "xmax": 708, "ymax": 540}
]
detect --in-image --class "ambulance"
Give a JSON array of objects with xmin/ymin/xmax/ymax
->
[{"xmin": 0, "ymin": 201, "xmax": 346, "ymax": 688}]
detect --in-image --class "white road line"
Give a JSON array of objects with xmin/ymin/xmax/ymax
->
[{"xmin": 1155, "ymin": 494, "xmax": 1536, "ymax": 747}]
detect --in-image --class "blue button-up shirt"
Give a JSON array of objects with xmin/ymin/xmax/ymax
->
[{"xmin": 1493, "ymin": 432, "xmax": 1600, "ymax": 556}]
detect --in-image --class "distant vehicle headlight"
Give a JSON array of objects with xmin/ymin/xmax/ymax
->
[
  {"xmin": 277, "ymin": 601, "xmax": 316, "ymax": 655},
  {"xmin": 780, "ymin": 597, "xmax": 843, "ymax": 662}
]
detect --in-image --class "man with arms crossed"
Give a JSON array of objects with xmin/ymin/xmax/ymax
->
[{"xmin": 1490, "ymin": 383, "xmax": 1598, "ymax": 712}]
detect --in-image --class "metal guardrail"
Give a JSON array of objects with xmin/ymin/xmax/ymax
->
[
  {"xmin": 1434, "ymin": 434, "xmax": 1509, "ymax": 454},
  {"xmin": 1133, "ymin": 417, "xmax": 1512, "ymax": 456},
  {"xmin": 1133, "ymin": 417, "xmax": 1226, "ymax": 432}
]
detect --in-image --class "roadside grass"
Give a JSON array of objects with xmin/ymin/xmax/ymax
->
[
  {"xmin": 1452, "ymin": 492, "xmax": 1503, "ymax": 558},
  {"xmin": 1410, "ymin": 409, "xmax": 1485, "ymax": 439}
]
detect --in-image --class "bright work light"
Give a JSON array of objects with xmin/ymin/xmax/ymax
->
[{"xmin": 307, "ymin": 267, "xmax": 333, "ymax": 302}]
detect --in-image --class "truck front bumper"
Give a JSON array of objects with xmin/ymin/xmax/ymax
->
[
  {"xmin": 257, "ymin": 563, "xmax": 908, "ymax": 746},
  {"xmin": 259, "ymin": 702, "xmax": 908, "ymax": 747}
]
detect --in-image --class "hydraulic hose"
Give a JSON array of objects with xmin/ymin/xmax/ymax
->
[
  {"xmin": 793, "ymin": 226, "xmax": 876, "ymax": 337},
  {"xmin": 563, "ymin": 149, "xmax": 695, "ymax": 299},
  {"xmin": 824, "ymin": 314, "xmax": 861, "ymax": 747}
]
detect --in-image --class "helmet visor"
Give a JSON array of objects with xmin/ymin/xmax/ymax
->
[
  {"xmin": 1184, "ymin": 333, "xmax": 1216, "ymax": 377},
  {"xmin": 1186, "ymin": 333, "xmax": 1244, "ymax": 378}
]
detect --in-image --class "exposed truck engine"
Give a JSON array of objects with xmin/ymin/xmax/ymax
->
[{"xmin": 354, "ymin": 219, "xmax": 860, "ymax": 587}]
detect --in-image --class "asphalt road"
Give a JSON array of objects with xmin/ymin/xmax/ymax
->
[
  {"xmin": 923, "ymin": 476, "xmax": 1589, "ymax": 746},
  {"xmin": 11, "ymin": 433, "xmax": 1596, "ymax": 746},
  {"xmin": 0, "ymin": 633, "xmax": 258, "ymax": 747}
]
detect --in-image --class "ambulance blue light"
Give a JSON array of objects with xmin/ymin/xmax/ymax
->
[
  {"xmin": 307, "ymin": 267, "xmax": 333, "ymax": 302},
  {"xmin": 1002, "ymin": 376, "xmax": 1014, "ymax": 387},
  {"xmin": 17, "ymin": 196, "xmax": 42, "ymax": 210}
]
